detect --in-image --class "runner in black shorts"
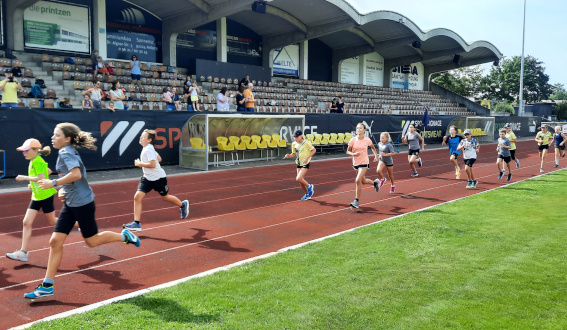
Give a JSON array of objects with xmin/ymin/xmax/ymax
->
[{"xmin": 284, "ymin": 129, "xmax": 316, "ymax": 201}]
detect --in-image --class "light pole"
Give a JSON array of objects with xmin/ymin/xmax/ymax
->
[{"xmin": 519, "ymin": 0, "xmax": 526, "ymax": 116}]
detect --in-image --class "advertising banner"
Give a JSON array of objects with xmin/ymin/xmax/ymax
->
[
  {"xmin": 391, "ymin": 62, "xmax": 423, "ymax": 90},
  {"xmin": 340, "ymin": 57, "xmax": 359, "ymax": 84},
  {"xmin": 177, "ymin": 29, "xmax": 262, "ymax": 58},
  {"xmin": 364, "ymin": 53, "xmax": 384, "ymax": 87},
  {"xmin": 494, "ymin": 116, "xmax": 540, "ymax": 139},
  {"xmin": 106, "ymin": 0, "xmax": 162, "ymax": 62},
  {"xmin": 24, "ymin": 0, "xmax": 90, "ymax": 53},
  {"xmin": 273, "ymin": 44, "xmax": 299, "ymax": 76}
]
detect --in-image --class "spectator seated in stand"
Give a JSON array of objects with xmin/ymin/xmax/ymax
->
[
  {"xmin": 59, "ymin": 97, "xmax": 73, "ymax": 109},
  {"xmin": 29, "ymin": 78, "xmax": 45, "ymax": 98},
  {"xmin": 106, "ymin": 101, "xmax": 116, "ymax": 112}
]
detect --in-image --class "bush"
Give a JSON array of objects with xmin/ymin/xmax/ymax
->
[
  {"xmin": 493, "ymin": 102, "xmax": 514, "ymax": 114},
  {"xmin": 553, "ymin": 102, "xmax": 567, "ymax": 120}
]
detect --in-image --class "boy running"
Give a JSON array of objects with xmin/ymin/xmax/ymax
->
[
  {"xmin": 123, "ymin": 129, "xmax": 189, "ymax": 231},
  {"xmin": 496, "ymin": 128, "xmax": 513, "ymax": 181},
  {"xmin": 504, "ymin": 123, "xmax": 520, "ymax": 169},
  {"xmin": 535, "ymin": 124, "xmax": 554, "ymax": 173},
  {"xmin": 442, "ymin": 125, "xmax": 464, "ymax": 179},
  {"xmin": 284, "ymin": 129, "xmax": 316, "ymax": 200},
  {"xmin": 457, "ymin": 129, "xmax": 480, "ymax": 188}
]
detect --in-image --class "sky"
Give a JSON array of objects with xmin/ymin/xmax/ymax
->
[{"xmin": 346, "ymin": 0, "xmax": 565, "ymax": 87}]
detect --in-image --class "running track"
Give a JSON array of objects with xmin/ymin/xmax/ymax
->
[{"xmin": 0, "ymin": 140, "xmax": 561, "ymax": 329}]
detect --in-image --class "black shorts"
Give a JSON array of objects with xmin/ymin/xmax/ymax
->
[
  {"xmin": 138, "ymin": 176, "xmax": 169, "ymax": 196},
  {"xmin": 538, "ymin": 144, "xmax": 549, "ymax": 151},
  {"xmin": 54, "ymin": 201, "xmax": 98, "ymax": 238},
  {"xmin": 451, "ymin": 152, "xmax": 459, "ymax": 159},
  {"xmin": 464, "ymin": 158, "xmax": 476, "ymax": 167},
  {"xmin": 353, "ymin": 164, "xmax": 370, "ymax": 170},
  {"xmin": 498, "ymin": 155, "xmax": 511, "ymax": 163},
  {"xmin": 28, "ymin": 195, "xmax": 55, "ymax": 213},
  {"xmin": 510, "ymin": 149, "xmax": 516, "ymax": 160},
  {"xmin": 556, "ymin": 144, "xmax": 565, "ymax": 151},
  {"xmin": 296, "ymin": 163, "xmax": 310, "ymax": 169},
  {"xmin": 408, "ymin": 149, "xmax": 420, "ymax": 156}
]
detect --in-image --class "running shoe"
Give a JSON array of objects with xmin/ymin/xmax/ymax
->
[
  {"xmin": 24, "ymin": 284, "xmax": 53, "ymax": 299},
  {"xmin": 466, "ymin": 181, "xmax": 472, "ymax": 189},
  {"xmin": 301, "ymin": 194, "xmax": 311, "ymax": 201},
  {"xmin": 498, "ymin": 172, "xmax": 503, "ymax": 180},
  {"xmin": 411, "ymin": 172, "xmax": 419, "ymax": 177},
  {"xmin": 456, "ymin": 167, "xmax": 460, "ymax": 179},
  {"xmin": 555, "ymin": 164, "xmax": 559, "ymax": 168},
  {"xmin": 307, "ymin": 184, "xmax": 314, "ymax": 198},
  {"xmin": 390, "ymin": 185, "xmax": 396, "ymax": 193},
  {"xmin": 121, "ymin": 229, "xmax": 140, "ymax": 247},
  {"xmin": 6, "ymin": 249, "xmax": 28, "ymax": 262},
  {"xmin": 540, "ymin": 168, "xmax": 545, "ymax": 173},
  {"xmin": 180, "ymin": 200, "xmax": 190, "ymax": 219},
  {"xmin": 507, "ymin": 173, "xmax": 512, "ymax": 181},
  {"xmin": 349, "ymin": 199, "xmax": 359, "ymax": 209},
  {"xmin": 123, "ymin": 221, "xmax": 142, "ymax": 231},
  {"xmin": 473, "ymin": 180, "xmax": 478, "ymax": 188},
  {"xmin": 379, "ymin": 178, "xmax": 387, "ymax": 188},
  {"xmin": 417, "ymin": 158, "xmax": 423, "ymax": 167},
  {"xmin": 373, "ymin": 179, "xmax": 380, "ymax": 192},
  {"xmin": 516, "ymin": 159, "xmax": 520, "ymax": 168},
  {"xmin": 502, "ymin": 168, "xmax": 506, "ymax": 174}
]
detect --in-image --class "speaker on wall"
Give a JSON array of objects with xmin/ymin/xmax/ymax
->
[
  {"xmin": 453, "ymin": 54, "xmax": 462, "ymax": 65},
  {"xmin": 252, "ymin": 1, "xmax": 267, "ymax": 13}
]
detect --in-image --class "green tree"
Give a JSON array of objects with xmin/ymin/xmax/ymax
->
[
  {"xmin": 553, "ymin": 102, "xmax": 567, "ymax": 120},
  {"xmin": 431, "ymin": 66, "xmax": 484, "ymax": 98},
  {"xmin": 479, "ymin": 55, "xmax": 553, "ymax": 103},
  {"xmin": 550, "ymin": 83, "xmax": 567, "ymax": 101}
]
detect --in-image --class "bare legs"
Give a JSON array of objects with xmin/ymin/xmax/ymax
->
[
  {"xmin": 296, "ymin": 168, "xmax": 309, "ymax": 194},
  {"xmin": 134, "ymin": 190, "xmax": 182, "ymax": 222},
  {"xmin": 20, "ymin": 209, "xmax": 56, "ymax": 252},
  {"xmin": 355, "ymin": 168, "xmax": 374, "ymax": 199}
]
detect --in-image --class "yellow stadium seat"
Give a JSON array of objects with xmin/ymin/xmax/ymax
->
[
  {"xmin": 251, "ymin": 135, "xmax": 269, "ymax": 160},
  {"xmin": 240, "ymin": 135, "xmax": 257, "ymax": 150},
  {"xmin": 229, "ymin": 136, "xmax": 246, "ymax": 151},
  {"xmin": 337, "ymin": 133, "xmax": 345, "ymax": 144},
  {"xmin": 190, "ymin": 137, "xmax": 206, "ymax": 150},
  {"xmin": 215, "ymin": 136, "xmax": 238, "ymax": 165},
  {"xmin": 344, "ymin": 132, "xmax": 353, "ymax": 142},
  {"xmin": 321, "ymin": 133, "xmax": 330, "ymax": 145},
  {"xmin": 329, "ymin": 133, "xmax": 338, "ymax": 144},
  {"xmin": 262, "ymin": 134, "xmax": 278, "ymax": 148},
  {"xmin": 312, "ymin": 134, "xmax": 322, "ymax": 145},
  {"xmin": 306, "ymin": 134, "xmax": 315, "ymax": 143},
  {"xmin": 272, "ymin": 134, "xmax": 287, "ymax": 148}
]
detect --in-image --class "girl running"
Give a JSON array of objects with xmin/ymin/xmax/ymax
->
[
  {"xmin": 284, "ymin": 129, "xmax": 316, "ymax": 200},
  {"xmin": 554, "ymin": 126, "xmax": 566, "ymax": 168},
  {"xmin": 442, "ymin": 125, "xmax": 463, "ymax": 179},
  {"xmin": 25, "ymin": 123, "xmax": 140, "ymax": 299},
  {"xmin": 504, "ymin": 124, "xmax": 520, "ymax": 169},
  {"xmin": 6, "ymin": 139, "xmax": 57, "ymax": 262},
  {"xmin": 376, "ymin": 132, "xmax": 396, "ymax": 193},
  {"xmin": 535, "ymin": 124, "xmax": 554, "ymax": 173},
  {"xmin": 402, "ymin": 124, "xmax": 425, "ymax": 177},
  {"xmin": 346, "ymin": 123, "xmax": 380, "ymax": 209},
  {"xmin": 457, "ymin": 129, "xmax": 480, "ymax": 188}
]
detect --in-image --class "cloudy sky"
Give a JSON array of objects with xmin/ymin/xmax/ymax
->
[{"xmin": 346, "ymin": 0, "xmax": 565, "ymax": 86}]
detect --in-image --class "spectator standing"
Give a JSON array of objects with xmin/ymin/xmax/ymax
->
[
  {"xmin": 90, "ymin": 50, "xmax": 99, "ymax": 75},
  {"xmin": 95, "ymin": 56, "xmax": 109, "ymax": 79},
  {"xmin": 0, "ymin": 70, "xmax": 24, "ymax": 107},
  {"xmin": 328, "ymin": 98, "xmax": 338, "ymax": 113},
  {"xmin": 82, "ymin": 81, "xmax": 103, "ymax": 110},
  {"xmin": 244, "ymin": 83, "xmax": 256, "ymax": 112},
  {"xmin": 216, "ymin": 87, "xmax": 231, "ymax": 111},
  {"xmin": 162, "ymin": 87, "xmax": 175, "ymax": 111},
  {"xmin": 109, "ymin": 81, "xmax": 125, "ymax": 110},
  {"xmin": 235, "ymin": 86, "xmax": 246, "ymax": 112},
  {"xmin": 240, "ymin": 75, "xmax": 250, "ymax": 88},
  {"xmin": 130, "ymin": 55, "xmax": 142, "ymax": 88},
  {"xmin": 189, "ymin": 82, "xmax": 200, "ymax": 111},
  {"xmin": 336, "ymin": 96, "xmax": 345, "ymax": 113}
]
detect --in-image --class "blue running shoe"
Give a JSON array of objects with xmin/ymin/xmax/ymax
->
[
  {"xmin": 498, "ymin": 171, "xmax": 503, "ymax": 180},
  {"xmin": 516, "ymin": 159, "xmax": 520, "ymax": 168},
  {"xmin": 465, "ymin": 181, "xmax": 472, "ymax": 189},
  {"xmin": 180, "ymin": 200, "xmax": 190, "ymax": 219},
  {"xmin": 121, "ymin": 229, "xmax": 140, "ymax": 247},
  {"xmin": 6, "ymin": 249, "xmax": 28, "ymax": 262},
  {"xmin": 307, "ymin": 184, "xmax": 314, "ymax": 198},
  {"xmin": 24, "ymin": 284, "xmax": 53, "ymax": 299},
  {"xmin": 411, "ymin": 172, "xmax": 419, "ymax": 177},
  {"xmin": 301, "ymin": 194, "xmax": 311, "ymax": 201},
  {"xmin": 123, "ymin": 221, "xmax": 142, "ymax": 231},
  {"xmin": 473, "ymin": 180, "xmax": 478, "ymax": 188},
  {"xmin": 507, "ymin": 173, "xmax": 512, "ymax": 181}
]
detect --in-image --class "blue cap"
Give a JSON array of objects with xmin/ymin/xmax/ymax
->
[{"xmin": 293, "ymin": 130, "xmax": 303, "ymax": 137}]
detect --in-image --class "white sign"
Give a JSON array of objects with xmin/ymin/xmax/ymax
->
[
  {"xmin": 24, "ymin": 1, "xmax": 90, "ymax": 53},
  {"xmin": 390, "ymin": 62, "xmax": 424, "ymax": 90},
  {"xmin": 340, "ymin": 57, "xmax": 359, "ymax": 84},
  {"xmin": 364, "ymin": 53, "xmax": 384, "ymax": 87},
  {"xmin": 273, "ymin": 44, "xmax": 299, "ymax": 76}
]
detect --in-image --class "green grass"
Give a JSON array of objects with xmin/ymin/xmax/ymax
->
[{"xmin": 33, "ymin": 170, "xmax": 567, "ymax": 329}]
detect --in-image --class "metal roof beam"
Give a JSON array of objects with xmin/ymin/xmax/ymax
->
[
  {"xmin": 186, "ymin": 0, "xmax": 210, "ymax": 14},
  {"xmin": 344, "ymin": 27, "xmax": 374, "ymax": 48},
  {"xmin": 424, "ymin": 56, "xmax": 498, "ymax": 74},
  {"xmin": 265, "ymin": 6, "xmax": 307, "ymax": 33}
]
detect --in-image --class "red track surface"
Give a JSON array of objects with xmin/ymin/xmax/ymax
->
[{"xmin": 0, "ymin": 140, "xmax": 561, "ymax": 328}]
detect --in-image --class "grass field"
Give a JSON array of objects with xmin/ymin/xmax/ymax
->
[{"xmin": 32, "ymin": 170, "xmax": 567, "ymax": 329}]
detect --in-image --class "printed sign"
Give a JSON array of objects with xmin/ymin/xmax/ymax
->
[
  {"xmin": 177, "ymin": 29, "xmax": 261, "ymax": 57},
  {"xmin": 364, "ymin": 53, "xmax": 384, "ymax": 87},
  {"xmin": 340, "ymin": 57, "xmax": 359, "ymax": 84},
  {"xmin": 391, "ymin": 62, "xmax": 424, "ymax": 90},
  {"xmin": 24, "ymin": 1, "xmax": 90, "ymax": 53},
  {"xmin": 273, "ymin": 44, "xmax": 299, "ymax": 76}
]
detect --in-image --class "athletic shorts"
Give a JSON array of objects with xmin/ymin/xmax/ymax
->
[
  {"xmin": 28, "ymin": 195, "xmax": 55, "ymax": 213},
  {"xmin": 451, "ymin": 152, "xmax": 459, "ymax": 159},
  {"xmin": 138, "ymin": 176, "xmax": 169, "ymax": 196},
  {"xmin": 190, "ymin": 95, "xmax": 199, "ymax": 102},
  {"xmin": 510, "ymin": 149, "xmax": 516, "ymax": 160},
  {"xmin": 353, "ymin": 164, "xmax": 370, "ymax": 170},
  {"xmin": 498, "ymin": 155, "xmax": 511, "ymax": 163},
  {"xmin": 408, "ymin": 149, "xmax": 420, "ymax": 156},
  {"xmin": 538, "ymin": 144, "xmax": 549, "ymax": 151},
  {"xmin": 464, "ymin": 158, "xmax": 476, "ymax": 167},
  {"xmin": 54, "ymin": 201, "xmax": 98, "ymax": 238},
  {"xmin": 556, "ymin": 144, "xmax": 565, "ymax": 151},
  {"xmin": 296, "ymin": 163, "xmax": 310, "ymax": 169},
  {"xmin": 131, "ymin": 74, "xmax": 142, "ymax": 80},
  {"xmin": 379, "ymin": 160, "xmax": 394, "ymax": 167}
]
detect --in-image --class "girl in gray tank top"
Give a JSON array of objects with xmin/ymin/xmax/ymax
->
[
  {"xmin": 376, "ymin": 132, "xmax": 397, "ymax": 193},
  {"xmin": 402, "ymin": 124, "xmax": 425, "ymax": 177}
]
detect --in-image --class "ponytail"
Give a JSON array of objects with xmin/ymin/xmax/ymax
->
[
  {"xmin": 56, "ymin": 122, "xmax": 98, "ymax": 150},
  {"xmin": 38, "ymin": 146, "xmax": 51, "ymax": 156}
]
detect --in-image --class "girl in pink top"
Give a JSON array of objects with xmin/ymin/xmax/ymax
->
[{"xmin": 346, "ymin": 123, "xmax": 380, "ymax": 209}]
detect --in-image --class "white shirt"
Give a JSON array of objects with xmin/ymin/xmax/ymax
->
[
  {"xmin": 216, "ymin": 93, "xmax": 229, "ymax": 111},
  {"xmin": 141, "ymin": 144, "xmax": 166, "ymax": 181}
]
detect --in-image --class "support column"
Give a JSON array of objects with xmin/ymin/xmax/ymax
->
[
  {"xmin": 5, "ymin": 1, "xmax": 25, "ymax": 51},
  {"xmin": 92, "ymin": 0, "xmax": 107, "ymax": 57},
  {"xmin": 359, "ymin": 54, "xmax": 366, "ymax": 85},
  {"xmin": 331, "ymin": 57, "xmax": 340, "ymax": 83},
  {"xmin": 216, "ymin": 17, "xmax": 227, "ymax": 63},
  {"xmin": 298, "ymin": 40, "xmax": 308, "ymax": 79},
  {"xmin": 383, "ymin": 62, "xmax": 394, "ymax": 88}
]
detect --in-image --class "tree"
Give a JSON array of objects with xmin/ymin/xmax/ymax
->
[
  {"xmin": 479, "ymin": 55, "xmax": 553, "ymax": 103},
  {"xmin": 431, "ymin": 66, "xmax": 484, "ymax": 98},
  {"xmin": 553, "ymin": 102, "xmax": 567, "ymax": 120},
  {"xmin": 550, "ymin": 83, "xmax": 567, "ymax": 101}
]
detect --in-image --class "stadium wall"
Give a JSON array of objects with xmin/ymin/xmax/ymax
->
[{"xmin": 308, "ymin": 39, "xmax": 332, "ymax": 82}]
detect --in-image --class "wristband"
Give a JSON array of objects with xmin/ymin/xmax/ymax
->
[{"xmin": 52, "ymin": 179, "xmax": 58, "ymax": 187}]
